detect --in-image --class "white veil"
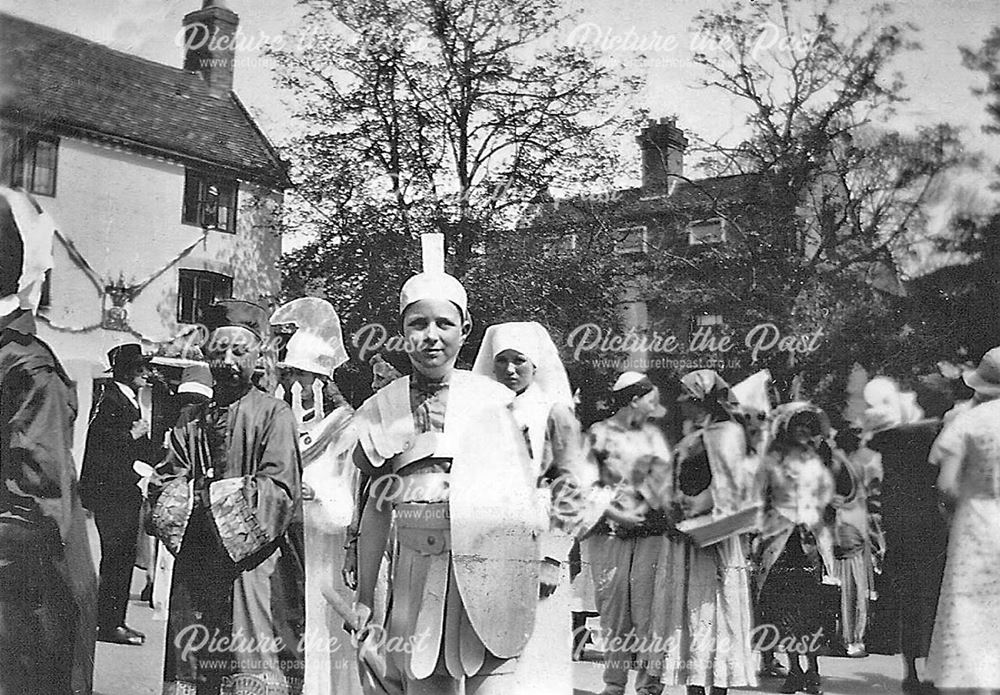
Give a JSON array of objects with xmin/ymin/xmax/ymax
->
[{"xmin": 472, "ymin": 321, "xmax": 574, "ymax": 408}]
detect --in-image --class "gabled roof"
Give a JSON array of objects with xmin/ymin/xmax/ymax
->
[
  {"xmin": 0, "ymin": 12, "xmax": 287, "ymax": 187},
  {"xmin": 521, "ymin": 172, "xmax": 756, "ymax": 228}
]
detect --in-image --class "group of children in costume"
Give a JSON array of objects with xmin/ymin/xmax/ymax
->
[{"xmin": 143, "ymin": 233, "xmax": 946, "ymax": 695}]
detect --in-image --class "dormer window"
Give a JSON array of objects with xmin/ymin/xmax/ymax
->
[
  {"xmin": 688, "ymin": 218, "xmax": 726, "ymax": 245},
  {"xmin": 182, "ymin": 170, "xmax": 237, "ymax": 233}
]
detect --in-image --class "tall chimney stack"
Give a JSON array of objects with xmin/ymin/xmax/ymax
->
[
  {"xmin": 182, "ymin": 0, "xmax": 239, "ymax": 96},
  {"xmin": 636, "ymin": 117, "xmax": 687, "ymax": 193}
]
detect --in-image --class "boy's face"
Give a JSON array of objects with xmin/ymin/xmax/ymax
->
[{"xmin": 402, "ymin": 299, "xmax": 468, "ymax": 376}]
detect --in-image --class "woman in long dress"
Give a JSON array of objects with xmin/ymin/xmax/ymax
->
[
  {"xmin": 472, "ymin": 321, "xmax": 592, "ymax": 695},
  {"xmin": 863, "ymin": 377, "xmax": 948, "ymax": 693},
  {"xmin": 651, "ymin": 369, "xmax": 758, "ymax": 695},
  {"xmin": 926, "ymin": 347, "xmax": 1000, "ymax": 692},
  {"xmin": 755, "ymin": 403, "xmax": 843, "ymax": 695}
]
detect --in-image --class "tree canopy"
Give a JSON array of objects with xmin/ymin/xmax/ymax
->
[{"xmin": 273, "ymin": 0, "xmax": 643, "ymax": 377}]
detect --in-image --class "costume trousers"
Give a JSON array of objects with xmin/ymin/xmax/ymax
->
[
  {"xmin": 95, "ymin": 495, "xmax": 142, "ymax": 630},
  {"xmin": 592, "ymin": 534, "xmax": 663, "ymax": 695}
]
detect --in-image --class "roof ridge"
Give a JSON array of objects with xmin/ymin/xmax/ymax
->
[
  {"xmin": 0, "ymin": 10, "xmax": 197, "ymax": 78},
  {"xmin": 1, "ymin": 9, "xmax": 286, "ymax": 187}
]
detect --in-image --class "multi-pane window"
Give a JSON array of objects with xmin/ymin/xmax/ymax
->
[
  {"xmin": 0, "ymin": 129, "xmax": 58, "ymax": 196},
  {"xmin": 614, "ymin": 225, "xmax": 648, "ymax": 254},
  {"xmin": 182, "ymin": 170, "xmax": 238, "ymax": 233},
  {"xmin": 688, "ymin": 218, "xmax": 727, "ymax": 245},
  {"xmin": 177, "ymin": 269, "xmax": 233, "ymax": 324}
]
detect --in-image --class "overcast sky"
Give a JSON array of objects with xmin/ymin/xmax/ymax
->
[
  {"xmin": 4, "ymin": 0, "xmax": 998, "ymax": 254},
  {"xmin": 5, "ymin": 0, "xmax": 996, "ymax": 145}
]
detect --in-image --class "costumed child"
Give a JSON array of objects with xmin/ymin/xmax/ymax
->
[
  {"xmin": 351, "ymin": 234, "xmax": 543, "ymax": 695},
  {"xmin": 584, "ymin": 371, "xmax": 673, "ymax": 695},
  {"xmin": 271, "ymin": 297, "xmax": 360, "ymax": 695},
  {"xmin": 472, "ymin": 321, "xmax": 598, "ymax": 694}
]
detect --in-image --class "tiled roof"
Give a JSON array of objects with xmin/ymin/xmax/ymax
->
[
  {"xmin": 521, "ymin": 172, "xmax": 756, "ymax": 228},
  {"xmin": 0, "ymin": 12, "xmax": 287, "ymax": 187}
]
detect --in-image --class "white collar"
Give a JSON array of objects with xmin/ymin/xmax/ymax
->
[{"xmin": 115, "ymin": 381, "xmax": 139, "ymax": 410}]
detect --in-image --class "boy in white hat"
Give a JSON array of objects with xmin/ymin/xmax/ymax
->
[{"xmin": 351, "ymin": 234, "xmax": 541, "ymax": 695}]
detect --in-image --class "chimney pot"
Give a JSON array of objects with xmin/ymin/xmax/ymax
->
[{"xmin": 636, "ymin": 117, "xmax": 687, "ymax": 193}]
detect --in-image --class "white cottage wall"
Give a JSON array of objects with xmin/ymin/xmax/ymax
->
[{"xmin": 33, "ymin": 136, "xmax": 282, "ymax": 468}]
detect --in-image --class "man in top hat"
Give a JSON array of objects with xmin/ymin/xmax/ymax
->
[
  {"xmin": 81, "ymin": 342, "xmax": 165, "ymax": 645},
  {"xmin": 1, "ymin": 185, "xmax": 98, "ymax": 694},
  {"xmin": 148, "ymin": 299, "xmax": 306, "ymax": 695}
]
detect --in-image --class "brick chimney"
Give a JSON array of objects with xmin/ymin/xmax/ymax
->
[
  {"xmin": 636, "ymin": 117, "xmax": 687, "ymax": 193},
  {"xmin": 182, "ymin": 0, "xmax": 239, "ymax": 96}
]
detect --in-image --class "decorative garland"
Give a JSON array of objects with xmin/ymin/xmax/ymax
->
[
  {"xmin": 37, "ymin": 312, "xmax": 142, "ymax": 338},
  {"xmin": 46, "ymin": 228, "xmax": 208, "ymax": 340}
]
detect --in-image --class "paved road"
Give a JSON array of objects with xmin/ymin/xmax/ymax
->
[
  {"xmin": 574, "ymin": 652, "xmax": 910, "ymax": 694},
  {"xmin": 94, "ymin": 571, "xmax": 914, "ymax": 695}
]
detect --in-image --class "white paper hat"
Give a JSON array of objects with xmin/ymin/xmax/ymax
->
[
  {"xmin": 398, "ymin": 233, "xmax": 468, "ymax": 318},
  {"xmin": 861, "ymin": 376, "xmax": 924, "ymax": 432},
  {"xmin": 472, "ymin": 321, "xmax": 574, "ymax": 407},
  {"xmin": 271, "ymin": 297, "xmax": 349, "ymax": 377},
  {"xmin": 613, "ymin": 371, "xmax": 650, "ymax": 392},
  {"xmin": 0, "ymin": 186, "xmax": 55, "ymax": 316}
]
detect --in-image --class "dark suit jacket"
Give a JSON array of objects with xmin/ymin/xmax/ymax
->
[{"xmin": 80, "ymin": 381, "xmax": 164, "ymax": 512}]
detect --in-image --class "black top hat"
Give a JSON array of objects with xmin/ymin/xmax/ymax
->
[{"xmin": 107, "ymin": 343, "xmax": 150, "ymax": 379}]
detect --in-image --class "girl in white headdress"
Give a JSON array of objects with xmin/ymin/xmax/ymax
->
[
  {"xmin": 472, "ymin": 321, "xmax": 593, "ymax": 695},
  {"xmin": 270, "ymin": 297, "xmax": 360, "ymax": 695}
]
